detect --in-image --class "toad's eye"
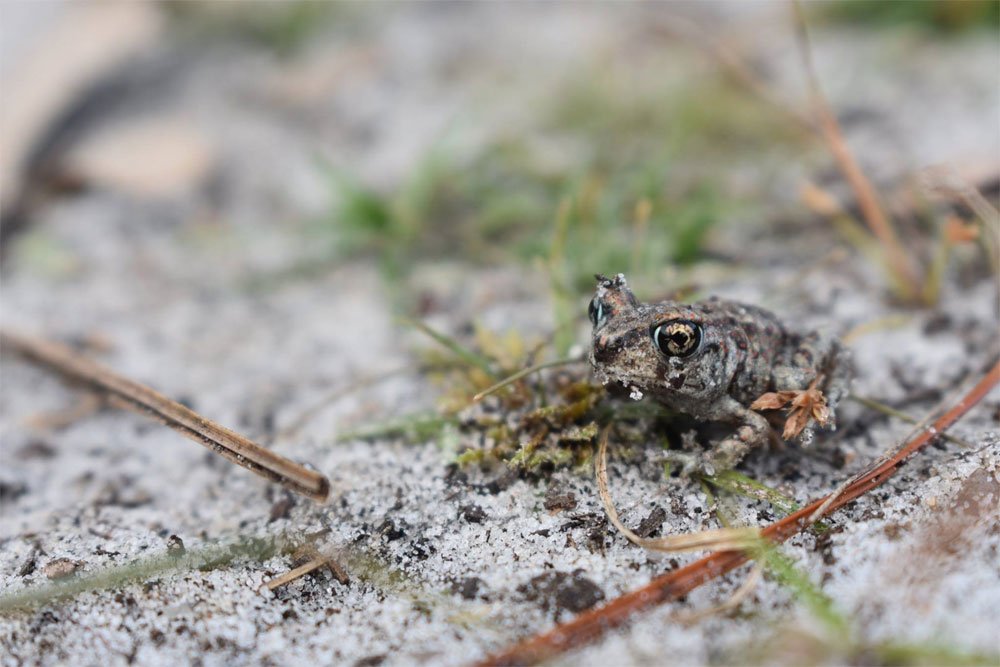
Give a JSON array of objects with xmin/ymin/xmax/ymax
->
[
  {"xmin": 651, "ymin": 320, "xmax": 702, "ymax": 357},
  {"xmin": 588, "ymin": 298, "xmax": 606, "ymax": 328}
]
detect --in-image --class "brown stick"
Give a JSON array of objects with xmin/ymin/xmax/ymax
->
[
  {"xmin": 475, "ymin": 360, "xmax": 1000, "ymax": 666},
  {"xmin": 1, "ymin": 329, "xmax": 329, "ymax": 502},
  {"xmin": 260, "ymin": 557, "xmax": 329, "ymax": 592}
]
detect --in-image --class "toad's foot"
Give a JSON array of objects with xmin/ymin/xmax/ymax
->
[
  {"xmin": 661, "ymin": 438, "xmax": 751, "ymax": 478},
  {"xmin": 661, "ymin": 450, "xmax": 714, "ymax": 478},
  {"xmin": 666, "ymin": 405, "xmax": 774, "ymax": 477}
]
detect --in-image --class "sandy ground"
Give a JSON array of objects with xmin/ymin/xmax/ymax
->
[{"xmin": 1, "ymin": 4, "xmax": 998, "ymax": 666}]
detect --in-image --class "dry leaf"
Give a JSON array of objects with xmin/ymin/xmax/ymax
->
[
  {"xmin": 782, "ymin": 406, "xmax": 813, "ymax": 440},
  {"xmin": 800, "ymin": 181, "xmax": 844, "ymax": 217},
  {"xmin": 944, "ymin": 215, "xmax": 980, "ymax": 244},
  {"xmin": 750, "ymin": 391, "xmax": 796, "ymax": 411},
  {"xmin": 63, "ymin": 118, "xmax": 215, "ymax": 198},
  {"xmin": 751, "ymin": 378, "xmax": 831, "ymax": 440},
  {"xmin": 43, "ymin": 557, "xmax": 80, "ymax": 580}
]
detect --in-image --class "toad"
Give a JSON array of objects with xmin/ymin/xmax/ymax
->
[{"xmin": 589, "ymin": 274, "xmax": 852, "ymax": 475}]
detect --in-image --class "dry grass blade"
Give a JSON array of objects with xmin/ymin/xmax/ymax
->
[
  {"xmin": 0, "ymin": 329, "xmax": 329, "ymax": 502},
  {"xmin": 24, "ymin": 392, "xmax": 103, "ymax": 430},
  {"xmin": 400, "ymin": 317, "xmax": 497, "ymax": 379},
  {"xmin": 596, "ymin": 426, "xmax": 765, "ymax": 625},
  {"xmin": 472, "ymin": 356, "xmax": 585, "ymax": 402},
  {"xmin": 922, "ymin": 165, "xmax": 1000, "ymax": 230},
  {"xmin": 473, "ymin": 360, "xmax": 1000, "ymax": 667},
  {"xmin": 652, "ymin": 15, "xmax": 816, "ymax": 132},
  {"xmin": 0, "ymin": 534, "xmax": 295, "ymax": 613},
  {"xmin": 791, "ymin": 1, "xmax": 921, "ymax": 301},
  {"xmin": 672, "ymin": 564, "xmax": 763, "ymax": 626},
  {"xmin": 271, "ymin": 365, "xmax": 411, "ymax": 444},
  {"xmin": 849, "ymin": 393, "xmax": 971, "ymax": 449},
  {"xmin": 596, "ymin": 427, "xmax": 759, "ymax": 553},
  {"xmin": 657, "ymin": 5, "xmax": 921, "ymax": 302},
  {"xmin": 922, "ymin": 165, "xmax": 1000, "ymax": 273}
]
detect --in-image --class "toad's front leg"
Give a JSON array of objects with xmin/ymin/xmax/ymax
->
[{"xmin": 663, "ymin": 398, "xmax": 774, "ymax": 476}]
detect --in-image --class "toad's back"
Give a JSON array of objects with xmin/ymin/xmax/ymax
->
[{"xmin": 689, "ymin": 297, "xmax": 788, "ymax": 405}]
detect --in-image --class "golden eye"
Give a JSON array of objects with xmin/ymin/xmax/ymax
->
[{"xmin": 651, "ymin": 320, "xmax": 702, "ymax": 357}]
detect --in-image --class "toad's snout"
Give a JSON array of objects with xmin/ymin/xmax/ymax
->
[
  {"xmin": 591, "ymin": 329, "xmax": 642, "ymax": 364},
  {"xmin": 591, "ymin": 336, "xmax": 614, "ymax": 364}
]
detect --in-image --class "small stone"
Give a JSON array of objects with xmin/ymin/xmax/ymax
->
[
  {"xmin": 377, "ymin": 519, "xmax": 406, "ymax": 541},
  {"xmin": 269, "ymin": 495, "xmax": 296, "ymax": 523},
  {"xmin": 634, "ymin": 507, "xmax": 666, "ymax": 538},
  {"xmin": 43, "ymin": 558, "xmax": 80, "ymax": 580},
  {"xmin": 460, "ymin": 504, "xmax": 488, "ymax": 523},
  {"xmin": 451, "ymin": 576, "xmax": 485, "ymax": 600},
  {"xmin": 518, "ymin": 570, "xmax": 604, "ymax": 616},
  {"xmin": 543, "ymin": 486, "xmax": 577, "ymax": 513}
]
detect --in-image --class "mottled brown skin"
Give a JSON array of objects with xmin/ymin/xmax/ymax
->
[{"xmin": 588, "ymin": 274, "xmax": 851, "ymax": 475}]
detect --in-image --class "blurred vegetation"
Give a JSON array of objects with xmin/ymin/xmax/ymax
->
[
  {"xmin": 167, "ymin": 1, "xmax": 347, "ymax": 56},
  {"xmin": 185, "ymin": 0, "xmax": 1000, "ymax": 320},
  {"xmin": 821, "ymin": 0, "xmax": 1000, "ymax": 33},
  {"xmin": 321, "ymin": 66, "xmax": 811, "ymax": 311},
  {"xmin": 168, "ymin": 0, "xmax": 998, "ymax": 311}
]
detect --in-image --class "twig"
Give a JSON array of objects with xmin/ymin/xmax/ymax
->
[
  {"xmin": 261, "ymin": 557, "xmax": 326, "ymax": 591},
  {"xmin": 474, "ymin": 360, "xmax": 999, "ymax": 667},
  {"xmin": 1, "ymin": 329, "xmax": 330, "ymax": 502},
  {"xmin": 261, "ymin": 543, "xmax": 351, "ymax": 593},
  {"xmin": 807, "ymin": 368, "xmax": 984, "ymax": 523},
  {"xmin": 260, "ymin": 557, "xmax": 329, "ymax": 592}
]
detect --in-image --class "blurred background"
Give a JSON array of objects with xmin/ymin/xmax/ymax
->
[
  {"xmin": 2, "ymin": 1, "xmax": 997, "ymax": 317},
  {"xmin": 1, "ymin": 3, "xmax": 999, "ymax": 665}
]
